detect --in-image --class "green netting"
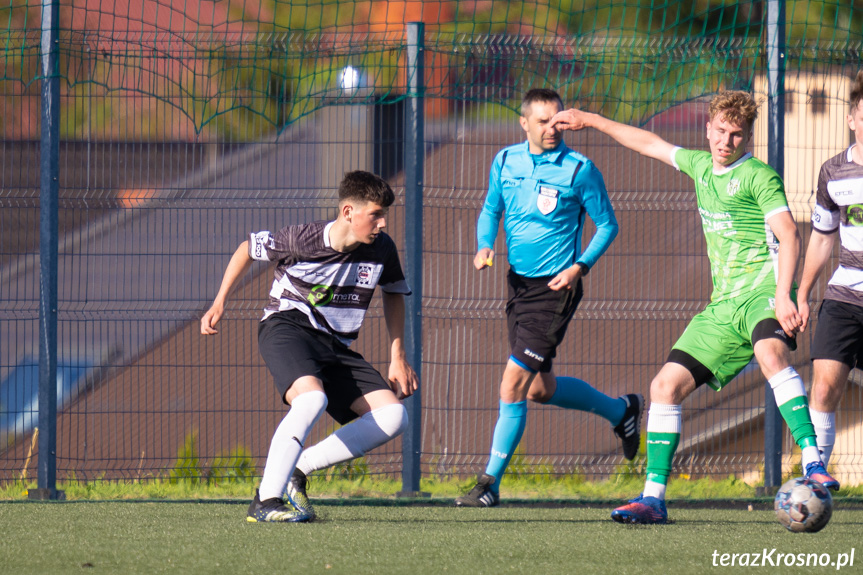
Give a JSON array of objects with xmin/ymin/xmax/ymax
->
[{"xmin": 2, "ymin": 1, "xmax": 862, "ymax": 141}]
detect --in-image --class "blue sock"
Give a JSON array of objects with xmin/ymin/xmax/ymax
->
[
  {"xmin": 484, "ymin": 400, "xmax": 527, "ymax": 492},
  {"xmin": 546, "ymin": 376, "xmax": 625, "ymax": 425}
]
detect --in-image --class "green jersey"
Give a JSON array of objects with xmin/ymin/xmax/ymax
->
[{"xmin": 673, "ymin": 148, "xmax": 790, "ymax": 302}]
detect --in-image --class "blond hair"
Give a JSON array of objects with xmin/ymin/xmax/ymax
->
[{"xmin": 708, "ymin": 91, "xmax": 759, "ymax": 130}]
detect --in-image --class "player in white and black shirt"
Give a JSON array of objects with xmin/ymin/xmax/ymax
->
[
  {"xmin": 249, "ymin": 219, "xmax": 409, "ymax": 345},
  {"xmin": 202, "ymin": 171, "xmax": 418, "ymax": 523},
  {"xmin": 798, "ymin": 70, "xmax": 863, "ymax": 472}
]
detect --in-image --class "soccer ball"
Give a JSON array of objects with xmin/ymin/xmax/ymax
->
[{"xmin": 774, "ymin": 477, "xmax": 833, "ymax": 533}]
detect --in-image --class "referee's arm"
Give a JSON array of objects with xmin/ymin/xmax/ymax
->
[{"xmin": 475, "ymin": 158, "xmax": 504, "ymax": 269}]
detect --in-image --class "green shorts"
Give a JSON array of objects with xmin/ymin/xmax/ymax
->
[{"xmin": 671, "ymin": 287, "xmax": 787, "ymax": 391}]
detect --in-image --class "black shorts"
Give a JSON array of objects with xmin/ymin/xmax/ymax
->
[
  {"xmin": 257, "ymin": 310, "xmax": 391, "ymax": 424},
  {"xmin": 811, "ymin": 299, "xmax": 863, "ymax": 370},
  {"xmin": 506, "ymin": 269, "xmax": 583, "ymax": 373}
]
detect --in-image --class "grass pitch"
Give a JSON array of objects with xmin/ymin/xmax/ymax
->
[{"xmin": 1, "ymin": 500, "xmax": 861, "ymax": 574}]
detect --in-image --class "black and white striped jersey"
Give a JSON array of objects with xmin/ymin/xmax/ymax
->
[
  {"xmin": 813, "ymin": 145, "xmax": 863, "ymax": 307},
  {"xmin": 249, "ymin": 220, "xmax": 410, "ymax": 346}
]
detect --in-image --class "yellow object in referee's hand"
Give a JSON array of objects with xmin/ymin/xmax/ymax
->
[{"xmin": 486, "ymin": 257, "xmax": 493, "ymax": 267}]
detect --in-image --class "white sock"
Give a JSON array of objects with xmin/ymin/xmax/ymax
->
[
  {"xmin": 258, "ymin": 391, "xmax": 327, "ymax": 501},
  {"xmin": 768, "ymin": 366, "xmax": 806, "ymax": 404},
  {"xmin": 646, "ymin": 403, "xmax": 683, "ymax": 434},
  {"xmin": 810, "ymin": 409, "xmax": 836, "ymax": 467},
  {"xmin": 801, "ymin": 445, "xmax": 822, "ymax": 469},
  {"xmin": 643, "ymin": 480, "xmax": 667, "ymax": 500},
  {"xmin": 297, "ymin": 404, "xmax": 408, "ymax": 474}
]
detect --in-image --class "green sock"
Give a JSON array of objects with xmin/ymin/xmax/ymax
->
[
  {"xmin": 777, "ymin": 396, "xmax": 817, "ymax": 449},
  {"xmin": 646, "ymin": 431, "xmax": 681, "ymax": 485},
  {"xmin": 769, "ymin": 367, "xmax": 817, "ymax": 449}
]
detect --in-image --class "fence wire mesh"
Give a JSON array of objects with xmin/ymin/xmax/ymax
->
[{"xmin": 1, "ymin": 0, "xmax": 862, "ymax": 486}]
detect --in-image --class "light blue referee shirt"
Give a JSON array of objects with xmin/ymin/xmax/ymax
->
[{"xmin": 477, "ymin": 140, "xmax": 619, "ymax": 278}]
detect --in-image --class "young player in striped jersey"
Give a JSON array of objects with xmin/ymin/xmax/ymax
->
[
  {"xmin": 798, "ymin": 71, "xmax": 863, "ymax": 470},
  {"xmin": 201, "ymin": 171, "xmax": 418, "ymax": 522},
  {"xmin": 456, "ymin": 89, "xmax": 643, "ymax": 508},
  {"xmin": 551, "ymin": 91, "xmax": 838, "ymax": 525}
]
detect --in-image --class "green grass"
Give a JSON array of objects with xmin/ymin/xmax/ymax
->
[
  {"xmin": 4, "ymin": 473, "xmax": 863, "ymax": 502},
  {"xmin": 1, "ymin": 502, "xmax": 861, "ymax": 574}
]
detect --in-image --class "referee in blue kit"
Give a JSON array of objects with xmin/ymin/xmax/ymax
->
[{"xmin": 456, "ymin": 89, "xmax": 643, "ymax": 507}]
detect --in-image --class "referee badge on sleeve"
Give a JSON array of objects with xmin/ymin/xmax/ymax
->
[{"xmin": 537, "ymin": 186, "xmax": 559, "ymax": 215}]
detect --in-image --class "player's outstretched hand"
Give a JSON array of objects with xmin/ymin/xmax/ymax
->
[
  {"xmin": 388, "ymin": 357, "xmax": 419, "ymax": 400},
  {"xmin": 550, "ymin": 108, "xmax": 590, "ymax": 132},
  {"xmin": 775, "ymin": 295, "xmax": 803, "ymax": 337},
  {"xmin": 547, "ymin": 264, "xmax": 583, "ymax": 291},
  {"xmin": 200, "ymin": 304, "xmax": 224, "ymax": 335},
  {"xmin": 474, "ymin": 248, "xmax": 494, "ymax": 270}
]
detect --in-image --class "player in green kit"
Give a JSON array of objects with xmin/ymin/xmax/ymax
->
[{"xmin": 550, "ymin": 91, "xmax": 838, "ymax": 524}]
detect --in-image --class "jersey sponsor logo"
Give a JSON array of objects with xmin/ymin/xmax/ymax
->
[
  {"xmin": 647, "ymin": 438, "xmax": 672, "ymax": 445},
  {"xmin": 849, "ymin": 204, "xmax": 863, "ymax": 226},
  {"xmin": 726, "ymin": 178, "xmax": 741, "ymax": 197},
  {"xmin": 537, "ymin": 186, "xmax": 559, "ymax": 215},
  {"xmin": 501, "ymin": 178, "xmax": 520, "ymax": 187},
  {"xmin": 698, "ymin": 208, "xmax": 734, "ymax": 235},
  {"xmin": 766, "ymin": 297, "xmax": 776, "ymax": 311},
  {"xmin": 792, "ymin": 404, "xmax": 806, "ymax": 411},
  {"xmin": 332, "ymin": 293, "xmax": 361, "ymax": 303},
  {"xmin": 307, "ymin": 285, "xmax": 334, "ymax": 306},
  {"xmin": 827, "ymin": 176, "xmax": 863, "ymax": 201}
]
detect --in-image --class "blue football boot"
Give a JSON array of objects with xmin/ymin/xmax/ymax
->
[{"xmin": 611, "ymin": 493, "xmax": 668, "ymax": 524}]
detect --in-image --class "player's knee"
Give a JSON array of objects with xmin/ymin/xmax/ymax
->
[
  {"xmin": 753, "ymin": 336, "xmax": 792, "ymax": 377},
  {"xmin": 526, "ymin": 377, "xmax": 554, "ymax": 403},
  {"xmin": 526, "ymin": 387, "xmax": 552, "ymax": 403},
  {"xmin": 811, "ymin": 379, "xmax": 844, "ymax": 411},
  {"xmin": 759, "ymin": 355, "xmax": 791, "ymax": 380},
  {"xmin": 293, "ymin": 389, "xmax": 328, "ymax": 415},
  {"xmin": 371, "ymin": 403, "xmax": 408, "ymax": 438},
  {"xmin": 650, "ymin": 376, "xmax": 685, "ymax": 404}
]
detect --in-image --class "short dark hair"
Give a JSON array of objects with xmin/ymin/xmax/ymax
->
[
  {"xmin": 851, "ymin": 70, "xmax": 863, "ymax": 112},
  {"xmin": 521, "ymin": 88, "xmax": 564, "ymax": 118},
  {"xmin": 338, "ymin": 170, "xmax": 394, "ymax": 208}
]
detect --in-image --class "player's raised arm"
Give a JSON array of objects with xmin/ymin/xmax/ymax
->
[
  {"xmin": 382, "ymin": 290, "xmax": 418, "ymax": 399},
  {"xmin": 200, "ymin": 240, "xmax": 254, "ymax": 335},
  {"xmin": 551, "ymin": 109, "xmax": 677, "ymax": 166}
]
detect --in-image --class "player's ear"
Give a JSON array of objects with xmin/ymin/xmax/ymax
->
[{"xmin": 340, "ymin": 201, "xmax": 353, "ymax": 222}]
